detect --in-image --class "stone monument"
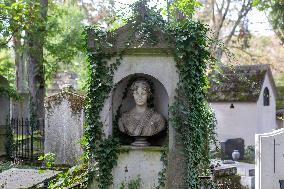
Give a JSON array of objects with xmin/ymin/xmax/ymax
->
[
  {"xmin": 118, "ymin": 78, "xmax": 165, "ymax": 146},
  {"xmin": 44, "ymin": 87, "xmax": 84, "ymax": 165},
  {"xmin": 255, "ymin": 128, "xmax": 284, "ymax": 189},
  {"xmin": 221, "ymin": 138, "xmax": 245, "ymax": 160},
  {"xmin": 87, "ymin": 3, "xmax": 187, "ymax": 188}
]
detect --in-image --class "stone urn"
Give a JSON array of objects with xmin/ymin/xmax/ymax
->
[{"xmin": 232, "ymin": 150, "xmax": 240, "ymax": 161}]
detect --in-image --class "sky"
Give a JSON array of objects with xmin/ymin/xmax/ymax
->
[
  {"xmin": 247, "ymin": 8, "xmax": 274, "ymax": 36},
  {"xmin": 96, "ymin": 0, "xmax": 274, "ymax": 36}
]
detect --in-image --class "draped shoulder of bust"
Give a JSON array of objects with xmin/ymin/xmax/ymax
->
[{"xmin": 118, "ymin": 108, "xmax": 165, "ymax": 136}]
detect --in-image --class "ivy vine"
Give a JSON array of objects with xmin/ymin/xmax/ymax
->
[
  {"xmin": 168, "ymin": 20, "xmax": 217, "ymax": 188},
  {"xmin": 83, "ymin": 1, "xmax": 217, "ymax": 189},
  {"xmin": 83, "ymin": 24, "xmax": 123, "ymax": 188}
]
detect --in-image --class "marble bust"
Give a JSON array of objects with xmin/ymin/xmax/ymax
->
[{"xmin": 118, "ymin": 79, "xmax": 165, "ymax": 146}]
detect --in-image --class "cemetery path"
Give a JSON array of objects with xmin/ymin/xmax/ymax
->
[{"xmin": 0, "ymin": 168, "xmax": 60, "ymax": 189}]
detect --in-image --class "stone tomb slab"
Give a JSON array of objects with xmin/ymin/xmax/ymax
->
[{"xmin": 0, "ymin": 168, "xmax": 60, "ymax": 188}]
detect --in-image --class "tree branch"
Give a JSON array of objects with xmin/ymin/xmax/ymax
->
[
  {"xmin": 215, "ymin": 0, "xmax": 231, "ymax": 40},
  {"xmin": 224, "ymin": 0, "xmax": 252, "ymax": 46}
]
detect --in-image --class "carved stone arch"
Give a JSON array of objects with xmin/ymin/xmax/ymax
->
[
  {"xmin": 112, "ymin": 73, "xmax": 169, "ymax": 146},
  {"xmin": 101, "ymin": 55, "xmax": 179, "ymax": 140}
]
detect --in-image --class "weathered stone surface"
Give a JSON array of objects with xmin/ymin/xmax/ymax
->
[
  {"xmin": 97, "ymin": 53, "xmax": 181, "ymax": 186},
  {"xmin": 167, "ymin": 132, "xmax": 185, "ymax": 188},
  {"xmin": 0, "ymin": 168, "xmax": 60, "ymax": 188},
  {"xmin": 44, "ymin": 89, "xmax": 85, "ymax": 165},
  {"xmin": 255, "ymin": 128, "xmax": 284, "ymax": 189},
  {"xmin": 90, "ymin": 146, "xmax": 163, "ymax": 189},
  {"xmin": 213, "ymin": 166, "xmax": 237, "ymax": 177},
  {"xmin": 221, "ymin": 138, "xmax": 244, "ymax": 160},
  {"xmin": 241, "ymin": 176, "xmax": 255, "ymax": 189},
  {"xmin": 0, "ymin": 76, "xmax": 10, "ymax": 156}
]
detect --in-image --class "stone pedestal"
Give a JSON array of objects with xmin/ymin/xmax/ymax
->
[
  {"xmin": 112, "ymin": 146, "xmax": 163, "ymax": 189},
  {"xmin": 90, "ymin": 146, "xmax": 163, "ymax": 189}
]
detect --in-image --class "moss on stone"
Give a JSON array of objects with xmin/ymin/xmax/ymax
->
[
  {"xmin": 45, "ymin": 88, "xmax": 85, "ymax": 114},
  {"xmin": 208, "ymin": 65, "xmax": 268, "ymax": 102}
]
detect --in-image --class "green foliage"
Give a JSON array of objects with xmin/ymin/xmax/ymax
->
[
  {"xmin": 242, "ymin": 145, "xmax": 255, "ymax": 164},
  {"xmin": 48, "ymin": 164, "xmax": 88, "ymax": 189},
  {"xmin": 215, "ymin": 175, "xmax": 247, "ymax": 189},
  {"xmin": 83, "ymin": 1, "xmax": 217, "ymax": 189},
  {"xmin": 93, "ymin": 138, "xmax": 120, "ymax": 188},
  {"xmin": 156, "ymin": 145, "xmax": 168, "ymax": 189},
  {"xmin": 168, "ymin": 20, "xmax": 217, "ymax": 188},
  {"xmin": 210, "ymin": 147, "xmax": 222, "ymax": 159},
  {"xmin": 44, "ymin": 3, "xmax": 86, "ymax": 82},
  {"xmin": 128, "ymin": 176, "xmax": 142, "ymax": 189},
  {"xmin": 0, "ymin": 49, "xmax": 20, "ymax": 99},
  {"xmin": 169, "ymin": 0, "xmax": 202, "ymax": 19},
  {"xmin": 253, "ymin": 0, "xmax": 284, "ymax": 43},
  {"xmin": 83, "ymin": 24, "xmax": 123, "ymax": 188},
  {"xmin": 5, "ymin": 117, "xmax": 14, "ymax": 160},
  {"xmin": 119, "ymin": 176, "xmax": 142, "ymax": 189},
  {"xmin": 38, "ymin": 152, "xmax": 55, "ymax": 169},
  {"xmin": 0, "ymin": 161, "xmax": 13, "ymax": 172},
  {"xmin": 0, "ymin": 49, "xmax": 15, "ymax": 84},
  {"xmin": 0, "ymin": 0, "xmax": 29, "ymax": 48}
]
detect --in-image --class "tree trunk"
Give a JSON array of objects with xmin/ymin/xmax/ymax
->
[
  {"xmin": 13, "ymin": 36, "xmax": 27, "ymax": 93},
  {"xmin": 27, "ymin": 0, "xmax": 48, "ymax": 120}
]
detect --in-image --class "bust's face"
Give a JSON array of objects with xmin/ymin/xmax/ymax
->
[{"xmin": 133, "ymin": 82, "xmax": 148, "ymax": 106}]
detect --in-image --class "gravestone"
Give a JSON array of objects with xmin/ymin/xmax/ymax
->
[
  {"xmin": 44, "ymin": 87, "xmax": 84, "ymax": 165},
  {"xmin": 221, "ymin": 138, "xmax": 245, "ymax": 160},
  {"xmin": 0, "ymin": 76, "xmax": 10, "ymax": 156},
  {"xmin": 255, "ymin": 128, "xmax": 284, "ymax": 189}
]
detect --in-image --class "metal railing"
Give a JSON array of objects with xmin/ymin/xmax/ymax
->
[{"xmin": 9, "ymin": 118, "xmax": 44, "ymax": 161}]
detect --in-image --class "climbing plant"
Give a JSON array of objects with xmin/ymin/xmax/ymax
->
[
  {"xmin": 168, "ymin": 20, "xmax": 217, "ymax": 188},
  {"xmin": 83, "ymin": 24, "xmax": 123, "ymax": 188},
  {"xmin": 82, "ymin": 1, "xmax": 217, "ymax": 189}
]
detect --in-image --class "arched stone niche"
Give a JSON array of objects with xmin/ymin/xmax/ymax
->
[
  {"xmin": 100, "ymin": 55, "xmax": 178, "ymax": 145},
  {"xmin": 96, "ymin": 55, "xmax": 179, "ymax": 188},
  {"xmin": 96, "ymin": 55, "xmax": 182, "ymax": 188},
  {"xmin": 112, "ymin": 73, "xmax": 169, "ymax": 146}
]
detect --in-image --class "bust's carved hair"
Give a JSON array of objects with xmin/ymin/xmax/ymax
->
[{"xmin": 130, "ymin": 78, "xmax": 151, "ymax": 96}]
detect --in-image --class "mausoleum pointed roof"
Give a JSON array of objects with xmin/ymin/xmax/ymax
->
[
  {"xmin": 87, "ymin": 2, "xmax": 171, "ymax": 54},
  {"xmin": 208, "ymin": 64, "xmax": 276, "ymax": 102}
]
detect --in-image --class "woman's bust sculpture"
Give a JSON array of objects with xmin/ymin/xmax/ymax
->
[{"xmin": 118, "ymin": 79, "xmax": 165, "ymax": 146}]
